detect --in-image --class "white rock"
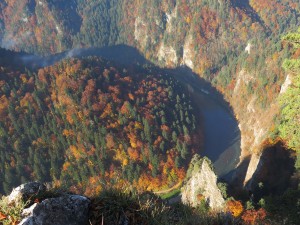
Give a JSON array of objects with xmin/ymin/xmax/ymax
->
[
  {"xmin": 182, "ymin": 155, "xmax": 225, "ymax": 210},
  {"xmin": 165, "ymin": 6, "xmax": 177, "ymax": 33},
  {"xmin": 183, "ymin": 35, "xmax": 194, "ymax": 69},
  {"xmin": 22, "ymin": 17, "xmax": 28, "ymax": 23},
  {"xmin": 158, "ymin": 43, "xmax": 178, "ymax": 65},
  {"xmin": 280, "ymin": 74, "xmax": 292, "ymax": 94},
  {"xmin": 245, "ymin": 43, "xmax": 252, "ymax": 54},
  {"xmin": 19, "ymin": 217, "xmax": 34, "ymax": 225},
  {"xmin": 134, "ymin": 17, "xmax": 148, "ymax": 48},
  {"xmin": 8, "ymin": 182, "xmax": 46, "ymax": 204},
  {"xmin": 244, "ymin": 153, "xmax": 262, "ymax": 188},
  {"xmin": 22, "ymin": 203, "xmax": 38, "ymax": 218}
]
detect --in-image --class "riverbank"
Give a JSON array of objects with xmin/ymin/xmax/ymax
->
[{"xmin": 169, "ymin": 68, "xmax": 241, "ymax": 182}]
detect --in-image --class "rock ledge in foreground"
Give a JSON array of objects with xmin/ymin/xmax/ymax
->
[{"xmin": 20, "ymin": 194, "xmax": 90, "ymax": 225}]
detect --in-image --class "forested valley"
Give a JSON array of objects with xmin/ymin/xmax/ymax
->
[
  {"xmin": 0, "ymin": 0, "xmax": 300, "ymax": 224},
  {"xmin": 0, "ymin": 54, "xmax": 201, "ymax": 195}
]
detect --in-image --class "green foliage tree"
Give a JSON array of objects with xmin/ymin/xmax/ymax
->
[{"xmin": 279, "ymin": 29, "xmax": 300, "ymax": 171}]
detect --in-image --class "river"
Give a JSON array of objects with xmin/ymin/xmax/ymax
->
[
  {"xmin": 170, "ymin": 68, "xmax": 241, "ymax": 182},
  {"xmin": 20, "ymin": 45, "xmax": 242, "ymax": 182}
]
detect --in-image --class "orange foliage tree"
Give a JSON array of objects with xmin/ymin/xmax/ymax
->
[
  {"xmin": 242, "ymin": 208, "xmax": 267, "ymax": 225},
  {"xmin": 226, "ymin": 200, "xmax": 244, "ymax": 217}
]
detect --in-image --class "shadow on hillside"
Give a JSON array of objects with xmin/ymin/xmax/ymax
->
[
  {"xmin": 230, "ymin": 0, "xmax": 271, "ymax": 35},
  {"xmin": 245, "ymin": 142, "xmax": 296, "ymax": 201},
  {"xmin": 226, "ymin": 156, "xmax": 251, "ymax": 200}
]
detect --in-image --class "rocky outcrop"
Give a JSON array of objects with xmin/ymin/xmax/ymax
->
[
  {"xmin": 231, "ymin": 69, "xmax": 280, "ymax": 182},
  {"xmin": 181, "ymin": 155, "xmax": 225, "ymax": 210},
  {"xmin": 183, "ymin": 35, "xmax": 194, "ymax": 69},
  {"xmin": 244, "ymin": 153, "xmax": 262, "ymax": 187},
  {"xmin": 244, "ymin": 142, "xmax": 295, "ymax": 193},
  {"xmin": 134, "ymin": 16, "xmax": 148, "ymax": 48},
  {"xmin": 245, "ymin": 42, "xmax": 252, "ymax": 54},
  {"xmin": 8, "ymin": 182, "xmax": 47, "ymax": 204},
  {"xmin": 158, "ymin": 43, "xmax": 178, "ymax": 66},
  {"xmin": 280, "ymin": 74, "xmax": 292, "ymax": 94},
  {"xmin": 20, "ymin": 195, "xmax": 90, "ymax": 225},
  {"xmin": 6, "ymin": 182, "xmax": 90, "ymax": 225}
]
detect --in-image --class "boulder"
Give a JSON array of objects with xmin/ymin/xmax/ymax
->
[
  {"xmin": 20, "ymin": 195, "xmax": 90, "ymax": 225},
  {"xmin": 8, "ymin": 182, "xmax": 46, "ymax": 204}
]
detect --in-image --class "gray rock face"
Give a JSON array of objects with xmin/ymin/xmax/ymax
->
[
  {"xmin": 181, "ymin": 155, "xmax": 225, "ymax": 210},
  {"xmin": 20, "ymin": 195, "xmax": 90, "ymax": 225},
  {"xmin": 8, "ymin": 182, "xmax": 46, "ymax": 204}
]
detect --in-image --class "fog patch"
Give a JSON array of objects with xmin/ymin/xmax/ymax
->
[
  {"xmin": 1, "ymin": 32, "xmax": 32, "ymax": 49},
  {"xmin": 65, "ymin": 48, "xmax": 84, "ymax": 58},
  {"xmin": 1, "ymin": 37, "xmax": 17, "ymax": 49},
  {"xmin": 7, "ymin": 45, "xmax": 148, "ymax": 70},
  {"xmin": 17, "ymin": 48, "xmax": 87, "ymax": 69}
]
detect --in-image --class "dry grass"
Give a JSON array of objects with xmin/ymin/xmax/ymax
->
[
  {"xmin": 88, "ymin": 188, "xmax": 237, "ymax": 225},
  {"xmin": 0, "ymin": 196, "xmax": 27, "ymax": 225}
]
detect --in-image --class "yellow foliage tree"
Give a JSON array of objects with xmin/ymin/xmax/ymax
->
[
  {"xmin": 226, "ymin": 200, "xmax": 244, "ymax": 217},
  {"xmin": 114, "ymin": 147, "xmax": 129, "ymax": 167},
  {"xmin": 70, "ymin": 145, "xmax": 82, "ymax": 160}
]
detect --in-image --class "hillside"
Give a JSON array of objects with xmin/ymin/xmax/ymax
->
[
  {"xmin": 1, "ymin": 0, "xmax": 299, "ymax": 155},
  {"xmin": 0, "ymin": 0, "xmax": 300, "ymax": 224},
  {"xmin": 0, "ymin": 55, "xmax": 201, "ymax": 195}
]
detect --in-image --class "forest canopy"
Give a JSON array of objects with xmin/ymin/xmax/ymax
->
[
  {"xmin": 0, "ymin": 56, "xmax": 201, "ymax": 195},
  {"xmin": 279, "ymin": 28, "xmax": 300, "ymax": 170}
]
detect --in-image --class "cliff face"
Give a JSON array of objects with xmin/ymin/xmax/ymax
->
[
  {"xmin": 123, "ymin": 0, "xmax": 299, "ymax": 188},
  {"xmin": 245, "ymin": 142, "xmax": 296, "ymax": 194},
  {"xmin": 181, "ymin": 155, "xmax": 225, "ymax": 210}
]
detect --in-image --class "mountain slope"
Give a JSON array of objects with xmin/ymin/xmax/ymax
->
[{"xmin": 0, "ymin": 54, "xmax": 201, "ymax": 195}]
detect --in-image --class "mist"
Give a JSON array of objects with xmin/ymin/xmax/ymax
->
[{"xmin": 17, "ymin": 45, "xmax": 148, "ymax": 69}]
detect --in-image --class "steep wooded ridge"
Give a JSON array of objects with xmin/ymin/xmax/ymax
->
[
  {"xmin": 0, "ymin": 55, "xmax": 201, "ymax": 195},
  {"xmin": 1, "ymin": 0, "xmax": 300, "ymax": 224},
  {"xmin": 0, "ymin": 0, "xmax": 299, "ymax": 155}
]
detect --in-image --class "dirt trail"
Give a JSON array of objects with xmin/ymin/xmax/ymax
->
[{"xmin": 154, "ymin": 182, "xmax": 182, "ymax": 195}]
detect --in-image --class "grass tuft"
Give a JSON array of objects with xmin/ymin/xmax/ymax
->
[
  {"xmin": 0, "ymin": 196, "xmax": 27, "ymax": 225},
  {"xmin": 88, "ymin": 188, "xmax": 237, "ymax": 225}
]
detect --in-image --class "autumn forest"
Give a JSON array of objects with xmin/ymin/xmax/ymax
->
[
  {"xmin": 0, "ymin": 0, "xmax": 300, "ymax": 224},
  {"xmin": 0, "ymin": 54, "xmax": 201, "ymax": 195}
]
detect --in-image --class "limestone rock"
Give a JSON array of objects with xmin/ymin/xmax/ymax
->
[
  {"xmin": 245, "ymin": 42, "xmax": 252, "ymax": 54},
  {"xmin": 20, "ymin": 195, "xmax": 90, "ymax": 225},
  {"xmin": 157, "ymin": 43, "xmax": 178, "ymax": 66},
  {"xmin": 181, "ymin": 155, "xmax": 225, "ymax": 210},
  {"xmin": 22, "ymin": 203, "xmax": 38, "ymax": 218},
  {"xmin": 280, "ymin": 74, "xmax": 292, "ymax": 94},
  {"xmin": 8, "ymin": 182, "xmax": 46, "ymax": 204},
  {"xmin": 244, "ymin": 153, "xmax": 262, "ymax": 188}
]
